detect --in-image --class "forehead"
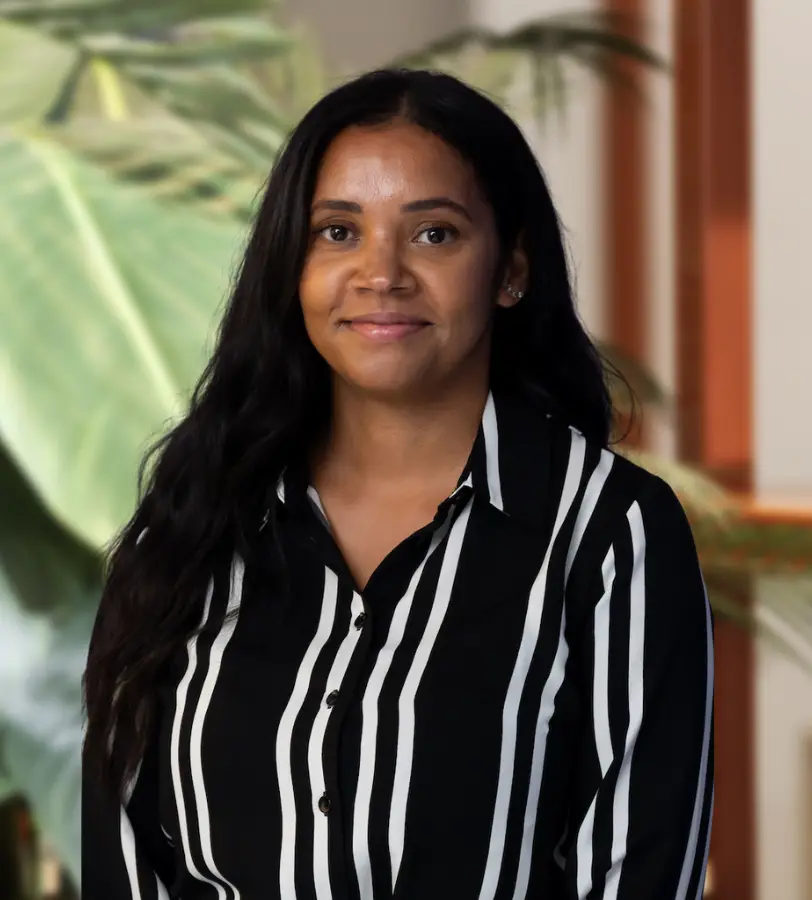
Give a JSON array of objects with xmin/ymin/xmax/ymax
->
[{"xmin": 312, "ymin": 122, "xmax": 483, "ymax": 206}]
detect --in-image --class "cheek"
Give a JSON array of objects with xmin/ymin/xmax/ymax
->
[
  {"xmin": 429, "ymin": 256, "xmax": 497, "ymax": 337},
  {"xmin": 298, "ymin": 259, "xmax": 341, "ymax": 325}
]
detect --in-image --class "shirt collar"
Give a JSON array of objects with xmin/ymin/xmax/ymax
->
[{"xmin": 265, "ymin": 383, "xmax": 555, "ymax": 534}]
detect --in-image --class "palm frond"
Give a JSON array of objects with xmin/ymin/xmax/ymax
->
[
  {"xmin": 599, "ymin": 341, "xmax": 667, "ymax": 410},
  {"xmin": 48, "ymin": 115, "xmax": 262, "ymax": 217},
  {"xmin": 620, "ymin": 448, "xmax": 733, "ymax": 522},
  {"xmin": 391, "ymin": 13, "xmax": 663, "ymax": 70},
  {"xmin": 81, "ymin": 17, "xmax": 291, "ymax": 66},
  {"xmin": 694, "ymin": 515, "xmax": 812, "ymax": 577},
  {"xmin": 389, "ymin": 11, "xmax": 665, "ymax": 123},
  {"xmin": 0, "ymin": 0, "xmax": 292, "ymax": 212}
]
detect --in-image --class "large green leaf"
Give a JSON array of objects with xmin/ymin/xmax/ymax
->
[
  {"xmin": 0, "ymin": 20, "xmax": 76, "ymax": 123},
  {"xmin": 0, "ymin": 129, "xmax": 244, "ymax": 548},
  {"xmin": 0, "ymin": 0, "xmax": 280, "ymax": 37},
  {"xmin": 0, "ymin": 445, "xmax": 101, "ymax": 885}
]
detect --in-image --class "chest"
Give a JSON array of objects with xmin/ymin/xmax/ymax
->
[
  {"xmin": 159, "ymin": 513, "xmax": 578, "ymax": 897},
  {"xmin": 317, "ymin": 494, "xmax": 441, "ymax": 592}
]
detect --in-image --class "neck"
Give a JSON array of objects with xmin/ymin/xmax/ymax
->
[{"xmin": 312, "ymin": 370, "xmax": 490, "ymax": 496}]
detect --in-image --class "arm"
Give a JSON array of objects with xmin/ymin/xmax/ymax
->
[
  {"xmin": 564, "ymin": 476, "xmax": 714, "ymax": 898},
  {"xmin": 82, "ymin": 725, "xmax": 175, "ymax": 899}
]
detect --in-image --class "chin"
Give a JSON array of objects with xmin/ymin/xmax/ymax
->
[{"xmin": 340, "ymin": 363, "xmax": 435, "ymax": 399}]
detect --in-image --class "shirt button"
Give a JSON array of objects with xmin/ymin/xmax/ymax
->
[
  {"xmin": 354, "ymin": 612, "xmax": 367, "ymax": 630},
  {"xmin": 325, "ymin": 690, "xmax": 339, "ymax": 708},
  {"xmin": 318, "ymin": 793, "xmax": 331, "ymax": 815}
]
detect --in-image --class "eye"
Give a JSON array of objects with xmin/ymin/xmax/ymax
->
[
  {"xmin": 316, "ymin": 223, "xmax": 354, "ymax": 243},
  {"xmin": 415, "ymin": 225, "xmax": 458, "ymax": 245}
]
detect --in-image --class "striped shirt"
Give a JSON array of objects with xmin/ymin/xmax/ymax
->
[{"xmin": 82, "ymin": 383, "xmax": 714, "ymax": 899}]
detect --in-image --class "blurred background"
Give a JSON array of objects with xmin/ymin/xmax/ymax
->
[{"xmin": 0, "ymin": 0, "xmax": 810, "ymax": 898}]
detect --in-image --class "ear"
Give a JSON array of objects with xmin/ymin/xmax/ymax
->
[{"xmin": 496, "ymin": 239, "xmax": 529, "ymax": 309}]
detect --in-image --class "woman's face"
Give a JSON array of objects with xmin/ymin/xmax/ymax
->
[{"xmin": 298, "ymin": 121, "xmax": 526, "ymax": 399}]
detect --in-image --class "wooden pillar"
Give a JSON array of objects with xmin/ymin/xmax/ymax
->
[
  {"xmin": 604, "ymin": 0, "xmax": 648, "ymax": 447},
  {"xmin": 674, "ymin": 2, "xmax": 754, "ymax": 899}
]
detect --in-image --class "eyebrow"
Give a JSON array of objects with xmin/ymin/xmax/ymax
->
[{"xmin": 311, "ymin": 196, "xmax": 473, "ymax": 222}]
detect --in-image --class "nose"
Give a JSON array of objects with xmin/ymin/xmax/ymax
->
[{"xmin": 352, "ymin": 234, "xmax": 412, "ymax": 294}]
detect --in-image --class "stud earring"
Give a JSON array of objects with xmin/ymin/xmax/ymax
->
[{"xmin": 505, "ymin": 284, "xmax": 525, "ymax": 301}]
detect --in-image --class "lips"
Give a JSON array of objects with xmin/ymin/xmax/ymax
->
[
  {"xmin": 345, "ymin": 312, "xmax": 430, "ymax": 326},
  {"xmin": 342, "ymin": 311, "xmax": 431, "ymax": 343}
]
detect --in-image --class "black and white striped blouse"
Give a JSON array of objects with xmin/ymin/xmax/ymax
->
[{"xmin": 82, "ymin": 384, "xmax": 714, "ymax": 899}]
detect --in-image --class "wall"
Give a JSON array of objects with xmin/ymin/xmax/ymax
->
[
  {"xmin": 753, "ymin": 0, "xmax": 812, "ymax": 897},
  {"xmin": 471, "ymin": 0, "xmax": 605, "ymax": 336},
  {"xmin": 755, "ymin": 579, "xmax": 812, "ymax": 900},
  {"xmin": 752, "ymin": 0, "xmax": 812, "ymax": 506},
  {"xmin": 279, "ymin": 0, "xmax": 468, "ymax": 73}
]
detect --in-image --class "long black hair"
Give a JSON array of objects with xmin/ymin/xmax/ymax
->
[{"xmin": 82, "ymin": 68, "xmax": 614, "ymax": 798}]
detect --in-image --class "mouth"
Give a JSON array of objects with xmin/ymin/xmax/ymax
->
[{"xmin": 340, "ymin": 312, "xmax": 432, "ymax": 343}]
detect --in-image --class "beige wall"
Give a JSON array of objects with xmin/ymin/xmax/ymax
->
[
  {"xmin": 753, "ymin": 0, "xmax": 812, "ymax": 505},
  {"xmin": 470, "ymin": 0, "xmax": 605, "ymax": 337},
  {"xmin": 756, "ymin": 579, "xmax": 812, "ymax": 900},
  {"xmin": 753, "ymin": 0, "xmax": 812, "ymax": 897},
  {"xmin": 280, "ymin": 0, "xmax": 468, "ymax": 73}
]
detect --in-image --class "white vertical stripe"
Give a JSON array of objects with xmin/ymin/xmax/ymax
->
[
  {"xmin": 512, "ymin": 605, "xmax": 569, "ymax": 898},
  {"xmin": 515, "ymin": 455, "xmax": 613, "ymax": 898},
  {"xmin": 675, "ymin": 580, "xmax": 715, "ymax": 900},
  {"xmin": 276, "ymin": 567, "xmax": 340, "ymax": 900},
  {"xmin": 565, "ymin": 449, "xmax": 615, "ymax": 584},
  {"xmin": 594, "ymin": 549, "xmax": 617, "ymax": 777},
  {"xmin": 188, "ymin": 555, "xmax": 245, "ymax": 900},
  {"xmin": 448, "ymin": 471, "xmax": 474, "ymax": 501},
  {"xmin": 389, "ymin": 497, "xmax": 475, "ymax": 889},
  {"xmin": 307, "ymin": 485, "xmax": 330, "ymax": 530},
  {"xmin": 575, "ymin": 547, "xmax": 617, "ymax": 898},
  {"xmin": 603, "ymin": 502, "xmax": 647, "ymax": 900},
  {"xmin": 170, "ymin": 577, "xmax": 221, "ymax": 892},
  {"xmin": 309, "ymin": 590, "xmax": 366, "ymax": 900},
  {"xmin": 120, "ymin": 807, "xmax": 143, "ymax": 900},
  {"xmin": 478, "ymin": 430, "xmax": 586, "ymax": 900},
  {"xmin": 575, "ymin": 796, "xmax": 598, "ymax": 899},
  {"xmin": 354, "ymin": 512, "xmax": 455, "ymax": 900},
  {"xmin": 121, "ymin": 752, "xmax": 171, "ymax": 899},
  {"xmin": 482, "ymin": 391, "xmax": 503, "ymax": 510}
]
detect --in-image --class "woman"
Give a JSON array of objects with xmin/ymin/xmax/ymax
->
[{"xmin": 82, "ymin": 68, "xmax": 713, "ymax": 899}]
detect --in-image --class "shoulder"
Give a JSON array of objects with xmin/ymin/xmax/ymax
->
[
  {"xmin": 546, "ymin": 421, "xmax": 709, "ymax": 635},
  {"xmin": 543, "ymin": 416, "xmax": 698, "ymax": 566},
  {"xmin": 544, "ymin": 415, "xmax": 683, "ymax": 510}
]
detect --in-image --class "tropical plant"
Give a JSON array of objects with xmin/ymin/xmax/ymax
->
[{"xmin": 0, "ymin": 0, "xmax": 810, "ymax": 893}]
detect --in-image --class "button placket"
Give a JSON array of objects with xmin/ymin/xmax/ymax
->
[{"xmin": 314, "ymin": 589, "xmax": 368, "ymax": 830}]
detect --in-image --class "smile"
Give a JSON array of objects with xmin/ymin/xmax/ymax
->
[{"xmin": 341, "ymin": 319, "xmax": 431, "ymax": 343}]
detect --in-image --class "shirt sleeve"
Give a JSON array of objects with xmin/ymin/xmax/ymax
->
[
  {"xmin": 82, "ymin": 723, "xmax": 176, "ymax": 899},
  {"xmin": 562, "ymin": 475, "xmax": 714, "ymax": 899}
]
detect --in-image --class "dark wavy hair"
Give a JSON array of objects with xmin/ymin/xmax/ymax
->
[{"xmin": 82, "ymin": 67, "xmax": 615, "ymax": 799}]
